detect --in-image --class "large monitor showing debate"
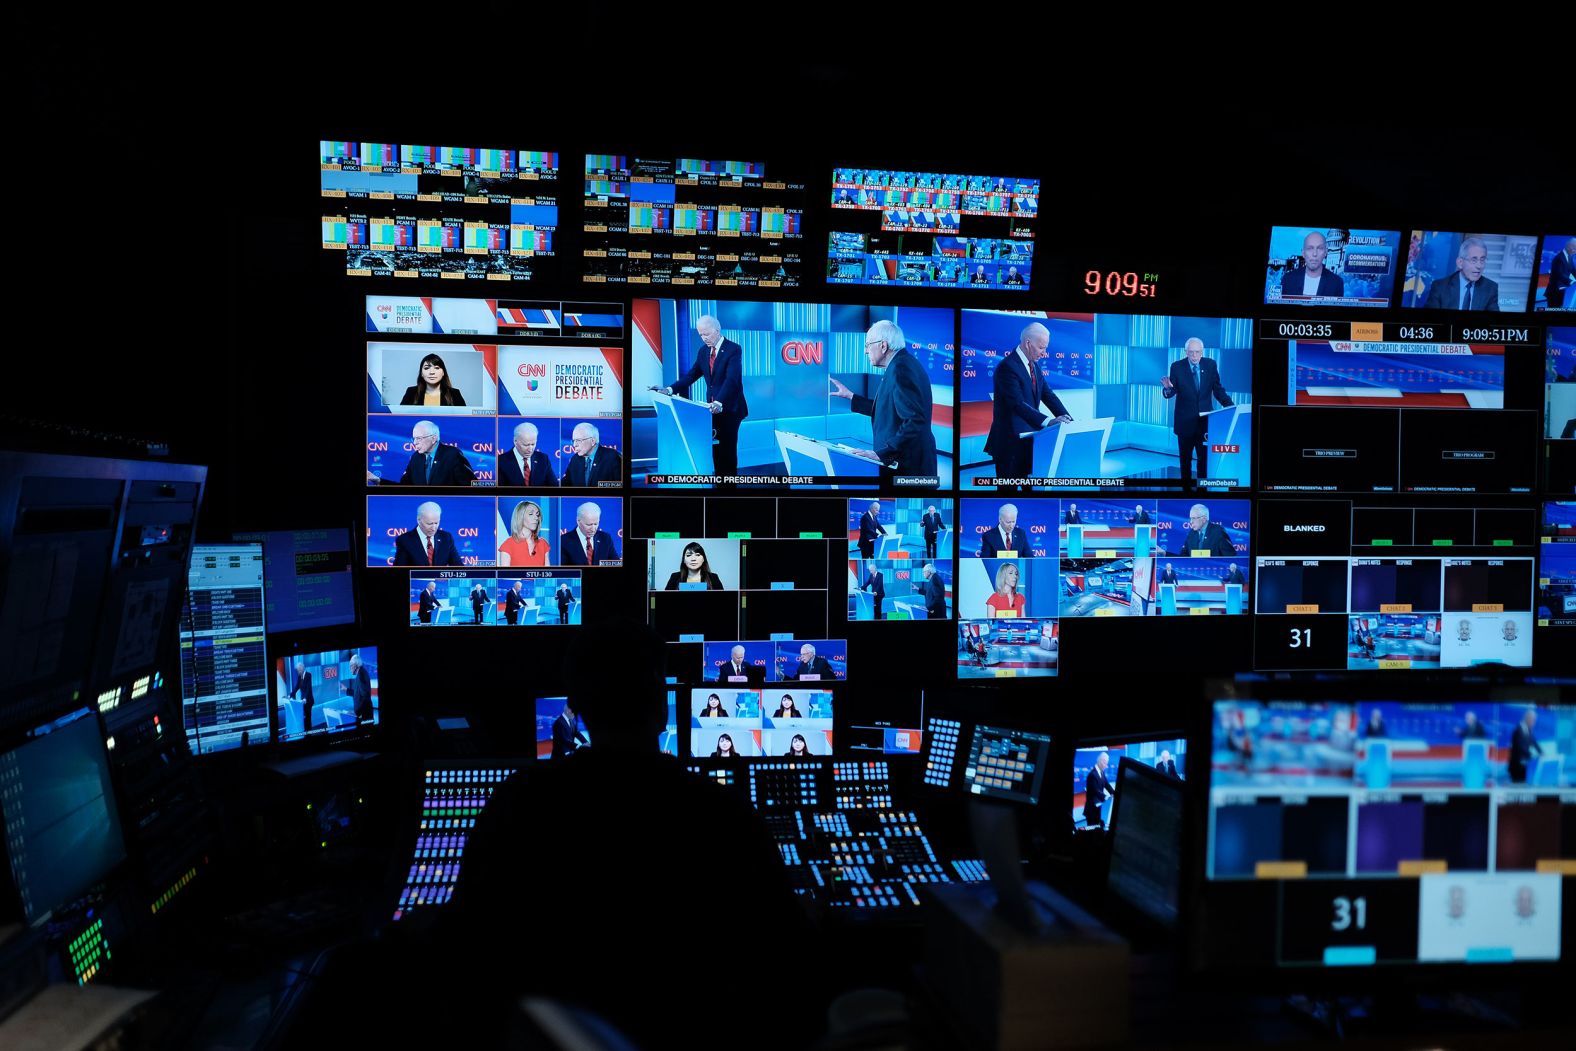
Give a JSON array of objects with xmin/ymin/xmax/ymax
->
[{"xmin": 631, "ymin": 298, "xmax": 954, "ymax": 488}]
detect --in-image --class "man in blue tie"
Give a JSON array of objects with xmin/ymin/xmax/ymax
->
[{"xmin": 1161, "ymin": 338, "xmax": 1233, "ymax": 489}]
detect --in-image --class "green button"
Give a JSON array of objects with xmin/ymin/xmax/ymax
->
[
  {"xmin": 655, "ymin": 531, "xmax": 680, "ymax": 539},
  {"xmin": 1370, "ymin": 539, "xmax": 1393, "ymax": 546},
  {"xmin": 1493, "ymin": 539, "xmax": 1514, "ymax": 546},
  {"xmin": 1432, "ymin": 539, "xmax": 1454, "ymax": 546},
  {"xmin": 799, "ymin": 532, "xmax": 824, "ymax": 539},
  {"xmin": 728, "ymin": 531, "xmax": 752, "ymax": 539}
]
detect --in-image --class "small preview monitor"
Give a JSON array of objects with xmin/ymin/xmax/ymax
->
[
  {"xmin": 180, "ymin": 543, "xmax": 269, "ymax": 754},
  {"xmin": 274, "ymin": 646, "xmax": 377, "ymax": 743},
  {"xmin": 233, "ymin": 527, "xmax": 357, "ymax": 632},
  {"xmin": 963, "ymin": 724, "xmax": 1051, "ymax": 805}
]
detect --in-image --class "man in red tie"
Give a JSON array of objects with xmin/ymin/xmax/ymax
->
[
  {"xmin": 559, "ymin": 500, "xmax": 620, "ymax": 566},
  {"xmin": 983, "ymin": 321, "xmax": 1072, "ymax": 483},
  {"xmin": 393, "ymin": 500, "xmax": 464, "ymax": 566},
  {"xmin": 659, "ymin": 314, "xmax": 748, "ymax": 482}
]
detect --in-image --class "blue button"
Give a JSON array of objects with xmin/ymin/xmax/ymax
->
[
  {"xmin": 679, "ymin": 633, "xmax": 704, "ymax": 642},
  {"xmin": 770, "ymin": 632, "xmax": 795, "ymax": 641},
  {"xmin": 1465, "ymin": 947, "xmax": 1515, "ymax": 963},
  {"xmin": 1322, "ymin": 946, "xmax": 1377, "ymax": 966}
]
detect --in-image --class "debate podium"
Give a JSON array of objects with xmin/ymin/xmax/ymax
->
[
  {"xmin": 1157, "ymin": 582, "xmax": 1176, "ymax": 616},
  {"xmin": 1028, "ymin": 417, "xmax": 1113, "ymax": 479},
  {"xmin": 1134, "ymin": 523, "xmax": 1154, "ymax": 558},
  {"xmin": 651, "ymin": 391, "xmax": 715, "ymax": 475},
  {"xmin": 1204, "ymin": 404, "xmax": 1252, "ymax": 486},
  {"xmin": 1462, "ymin": 739, "xmax": 1489, "ymax": 789},
  {"xmin": 1225, "ymin": 582, "xmax": 1242, "ymax": 615},
  {"xmin": 775, "ymin": 431, "xmax": 881, "ymax": 484},
  {"xmin": 854, "ymin": 589, "xmax": 881, "ymax": 621}
]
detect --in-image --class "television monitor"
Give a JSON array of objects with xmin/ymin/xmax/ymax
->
[
  {"xmin": 1534, "ymin": 235, "xmax": 1575, "ymax": 313},
  {"xmin": 1540, "ymin": 502, "xmax": 1576, "ymax": 628},
  {"xmin": 962, "ymin": 724, "xmax": 1052, "ymax": 805},
  {"xmin": 365, "ymin": 496, "xmax": 624, "ymax": 569},
  {"xmin": 1253, "ymin": 499, "xmax": 1538, "ymax": 672},
  {"xmin": 843, "ymin": 688, "xmax": 924, "ymax": 756},
  {"xmin": 0, "ymin": 710, "xmax": 126, "ymax": 924},
  {"xmin": 1400, "ymin": 231, "xmax": 1538, "ymax": 313},
  {"xmin": 1255, "ymin": 321, "xmax": 1542, "ymax": 495},
  {"xmin": 179, "ymin": 544, "xmax": 269, "ymax": 754},
  {"xmin": 1204, "ymin": 694, "xmax": 1573, "ymax": 969},
  {"xmin": 630, "ymin": 297, "xmax": 954, "ymax": 489},
  {"xmin": 1073, "ymin": 736, "xmax": 1187, "ymax": 829},
  {"xmin": 1263, "ymin": 226, "xmax": 1401, "ymax": 308},
  {"xmin": 274, "ymin": 647, "xmax": 377, "ymax": 743},
  {"xmin": 534, "ymin": 696, "xmax": 589, "ymax": 760},
  {"xmin": 233, "ymin": 527, "xmax": 357, "ymax": 633},
  {"xmin": 960, "ymin": 311, "xmax": 1254, "ymax": 490},
  {"xmin": 957, "ymin": 618, "xmax": 1058, "ymax": 678},
  {"xmin": 846, "ymin": 498, "xmax": 955, "ymax": 622},
  {"xmin": 1106, "ymin": 758, "xmax": 1186, "ymax": 932}
]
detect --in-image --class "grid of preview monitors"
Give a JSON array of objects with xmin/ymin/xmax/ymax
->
[
  {"xmin": 1206, "ymin": 698, "xmax": 1575, "ymax": 968},
  {"xmin": 321, "ymin": 141, "xmax": 559, "ymax": 281},
  {"xmin": 957, "ymin": 496, "xmax": 1253, "ymax": 679},
  {"xmin": 827, "ymin": 168, "xmax": 1039, "ymax": 292},
  {"xmin": 366, "ymin": 295, "xmax": 624, "ymax": 489},
  {"xmin": 582, "ymin": 155, "xmax": 806, "ymax": 287}
]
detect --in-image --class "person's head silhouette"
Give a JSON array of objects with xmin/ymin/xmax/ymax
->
[{"xmin": 562, "ymin": 616, "xmax": 668, "ymax": 752}]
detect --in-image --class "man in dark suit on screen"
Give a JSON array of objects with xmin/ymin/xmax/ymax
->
[
  {"xmin": 1424, "ymin": 236, "xmax": 1499, "ymax": 311},
  {"xmin": 563, "ymin": 422, "xmax": 622, "ymax": 487},
  {"xmin": 559, "ymin": 501, "xmax": 619, "ymax": 566},
  {"xmin": 1161, "ymin": 338, "xmax": 1234, "ymax": 488},
  {"xmin": 921, "ymin": 505, "xmax": 944, "ymax": 560},
  {"xmin": 783, "ymin": 643, "xmax": 837, "ymax": 681},
  {"xmin": 556, "ymin": 581, "xmax": 573, "ymax": 624},
  {"xmin": 858, "ymin": 501, "xmax": 886, "ymax": 560},
  {"xmin": 1083, "ymin": 751, "xmax": 1113, "ymax": 828},
  {"xmin": 1508, "ymin": 708, "xmax": 1543, "ymax": 784},
  {"xmin": 979, "ymin": 503, "xmax": 1030, "ymax": 557},
  {"xmin": 343, "ymin": 653, "xmax": 373, "ymax": 723},
  {"xmin": 660, "ymin": 314, "xmax": 748, "ymax": 480},
  {"xmin": 829, "ymin": 320, "xmax": 938, "ymax": 484},
  {"xmin": 863, "ymin": 565, "xmax": 886, "ymax": 620},
  {"xmin": 497, "ymin": 420, "xmax": 556, "ymax": 487},
  {"xmin": 1155, "ymin": 751, "xmax": 1178, "ymax": 778},
  {"xmin": 1176, "ymin": 503, "xmax": 1236, "ymax": 557},
  {"xmin": 984, "ymin": 322, "xmax": 1071, "ymax": 482},
  {"xmin": 290, "ymin": 661, "xmax": 315, "ymax": 735},
  {"xmin": 552, "ymin": 701, "xmax": 588, "ymax": 759},
  {"xmin": 1279, "ymin": 230, "xmax": 1346, "ymax": 300},
  {"xmin": 470, "ymin": 581, "xmax": 488, "ymax": 624},
  {"xmin": 920, "ymin": 561, "xmax": 948, "ymax": 619},
  {"xmin": 1548, "ymin": 237, "xmax": 1576, "ymax": 310},
  {"xmin": 383, "ymin": 420, "xmax": 476, "ymax": 487},
  {"xmin": 505, "ymin": 581, "xmax": 525, "ymax": 625},
  {"xmin": 393, "ymin": 502, "xmax": 464, "ymax": 567},
  {"xmin": 418, "ymin": 581, "xmax": 439, "ymax": 623}
]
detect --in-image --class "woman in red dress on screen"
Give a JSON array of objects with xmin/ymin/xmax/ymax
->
[
  {"xmin": 498, "ymin": 499, "xmax": 548, "ymax": 567},
  {"xmin": 985, "ymin": 561, "xmax": 1025, "ymax": 618}
]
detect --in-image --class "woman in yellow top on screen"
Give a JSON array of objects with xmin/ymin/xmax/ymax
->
[
  {"xmin": 498, "ymin": 500, "xmax": 548, "ymax": 567},
  {"xmin": 400, "ymin": 352, "xmax": 467, "ymax": 407},
  {"xmin": 986, "ymin": 561, "xmax": 1025, "ymax": 618}
]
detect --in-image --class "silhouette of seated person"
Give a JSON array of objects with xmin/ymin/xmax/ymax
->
[{"xmin": 437, "ymin": 618, "xmax": 822, "ymax": 1049}]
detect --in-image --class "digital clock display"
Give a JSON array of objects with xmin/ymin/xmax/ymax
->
[
  {"xmin": 1459, "ymin": 327, "xmax": 1530, "ymax": 343},
  {"xmin": 1083, "ymin": 270, "xmax": 1158, "ymax": 299},
  {"xmin": 1274, "ymin": 322, "xmax": 1334, "ymax": 338}
]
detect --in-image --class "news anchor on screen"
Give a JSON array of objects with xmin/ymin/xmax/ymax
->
[
  {"xmin": 986, "ymin": 562, "xmax": 1025, "ymax": 617},
  {"xmin": 377, "ymin": 420, "xmax": 476, "ymax": 487},
  {"xmin": 504, "ymin": 581, "xmax": 524, "ymax": 625},
  {"xmin": 1161, "ymin": 338, "xmax": 1233, "ymax": 488},
  {"xmin": 394, "ymin": 501, "xmax": 464, "ymax": 566},
  {"xmin": 858, "ymin": 501, "xmax": 886, "ymax": 560},
  {"xmin": 552, "ymin": 701, "xmax": 587, "ymax": 759},
  {"xmin": 979, "ymin": 503, "xmax": 1029, "ymax": 557},
  {"xmin": 1424, "ymin": 236, "xmax": 1499, "ymax": 311},
  {"xmin": 984, "ymin": 322, "xmax": 1072, "ymax": 481},
  {"xmin": 922, "ymin": 505, "xmax": 943, "ymax": 559},
  {"xmin": 498, "ymin": 499, "xmax": 549, "ymax": 568},
  {"xmin": 829, "ymin": 320, "xmax": 938, "ymax": 483},
  {"xmin": 1176, "ymin": 503, "xmax": 1235, "ymax": 556},
  {"xmin": 343, "ymin": 653, "xmax": 373, "ymax": 723},
  {"xmin": 658, "ymin": 314, "xmax": 747, "ymax": 480},
  {"xmin": 720, "ymin": 645, "xmax": 765, "ymax": 684},
  {"xmin": 664, "ymin": 541, "xmax": 725, "ymax": 589},
  {"xmin": 1549, "ymin": 237, "xmax": 1575, "ymax": 309},
  {"xmin": 418, "ymin": 580, "xmax": 439, "ymax": 623},
  {"xmin": 1280, "ymin": 231, "xmax": 1345, "ymax": 299},
  {"xmin": 497, "ymin": 421, "xmax": 556, "ymax": 487},
  {"xmin": 783, "ymin": 643, "xmax": 836, "ymax": 680},
  {"xmin": 863, "ymin": 565, "xmax": 886, "ymax": 620},
  {"xmin": 559, "ymin": 501, "xmax": 618, "ymax": 566},
  {"xmin": 921, "ymin": 561, "xmax": 948, "ymax": 619},
  {"xmin": 400, "ymin": 352, "xmax": 467, "ymax": 407},
  {"xmin": 470, "ymin": 581, "xmax": 488, "ymax": 623},
  {"xmin": 563, "ymin": 422, "xmax": 622, "ymax": 487}
]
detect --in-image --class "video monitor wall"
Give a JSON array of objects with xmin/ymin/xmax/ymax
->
[
  {"xmin": 826, "ymin": 167, "xmax": 1038, "ymax": 292},
  {"xmin": 630, "ymin": 298, "xmax": 954, "ymax": 488},
  {"xmin": 1400, "ymin": 231, "xmax": 1538, "ymax": 313},
  {"xmin": 366, "ymin": 298, "xmax": 625, "ymax": 490},
  {"xmin": 1255, "ymin": 320, "xmax": 1542, "ymax": 494},
  {"xmin": 1206, "ymin": 698, "xmax": 1574, "ymax": 968},
  {"xmin": 960, "ymin": 311, "xmax": 1254, "ymax": 490},
  {"xmin": 1253, "ymin": 500, "xmax": 1538, "ymax": 672},
  {"xmin": 1072, "ymin": 736, "xmax": 1187, "ymax": 828},
  {"xmin": 1264, "ymin": 226, "xmax": 1401, "ymax": 309},
  {"xmin": 233, "ymin": 528, "xmax": 357, "ymax": 633},
  {"xmin": 1540, "ymin": 502, "xmax": 1576, "ymax": 628},
  {"xmin": 408, "ymin": 570, "xmax": 582, "ymax": 627},
  {"xmin": 1534, "ymin": 235, "xmax": 1575, "ymax": 313},
  {"xmin": 846, "ymin": 499, "xmax": 954, "ymax": 622},
  {"xmin": 581, "ymin": 155, "xmax": 805, "ymax": 287},
  {"xmin": 321, "ymin": 141, "xmax": 558, "ymax": 281},
  {"xmin": 180, "ymin": 544, "xmax": 269, "ymax": 756},
  {"xmin": 366, "ymin": 494, "xmax": 623, "ymax": 568},
  {"xmin": 273, "ymin": 647, "xmax": 377, "ymax": 743}
]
